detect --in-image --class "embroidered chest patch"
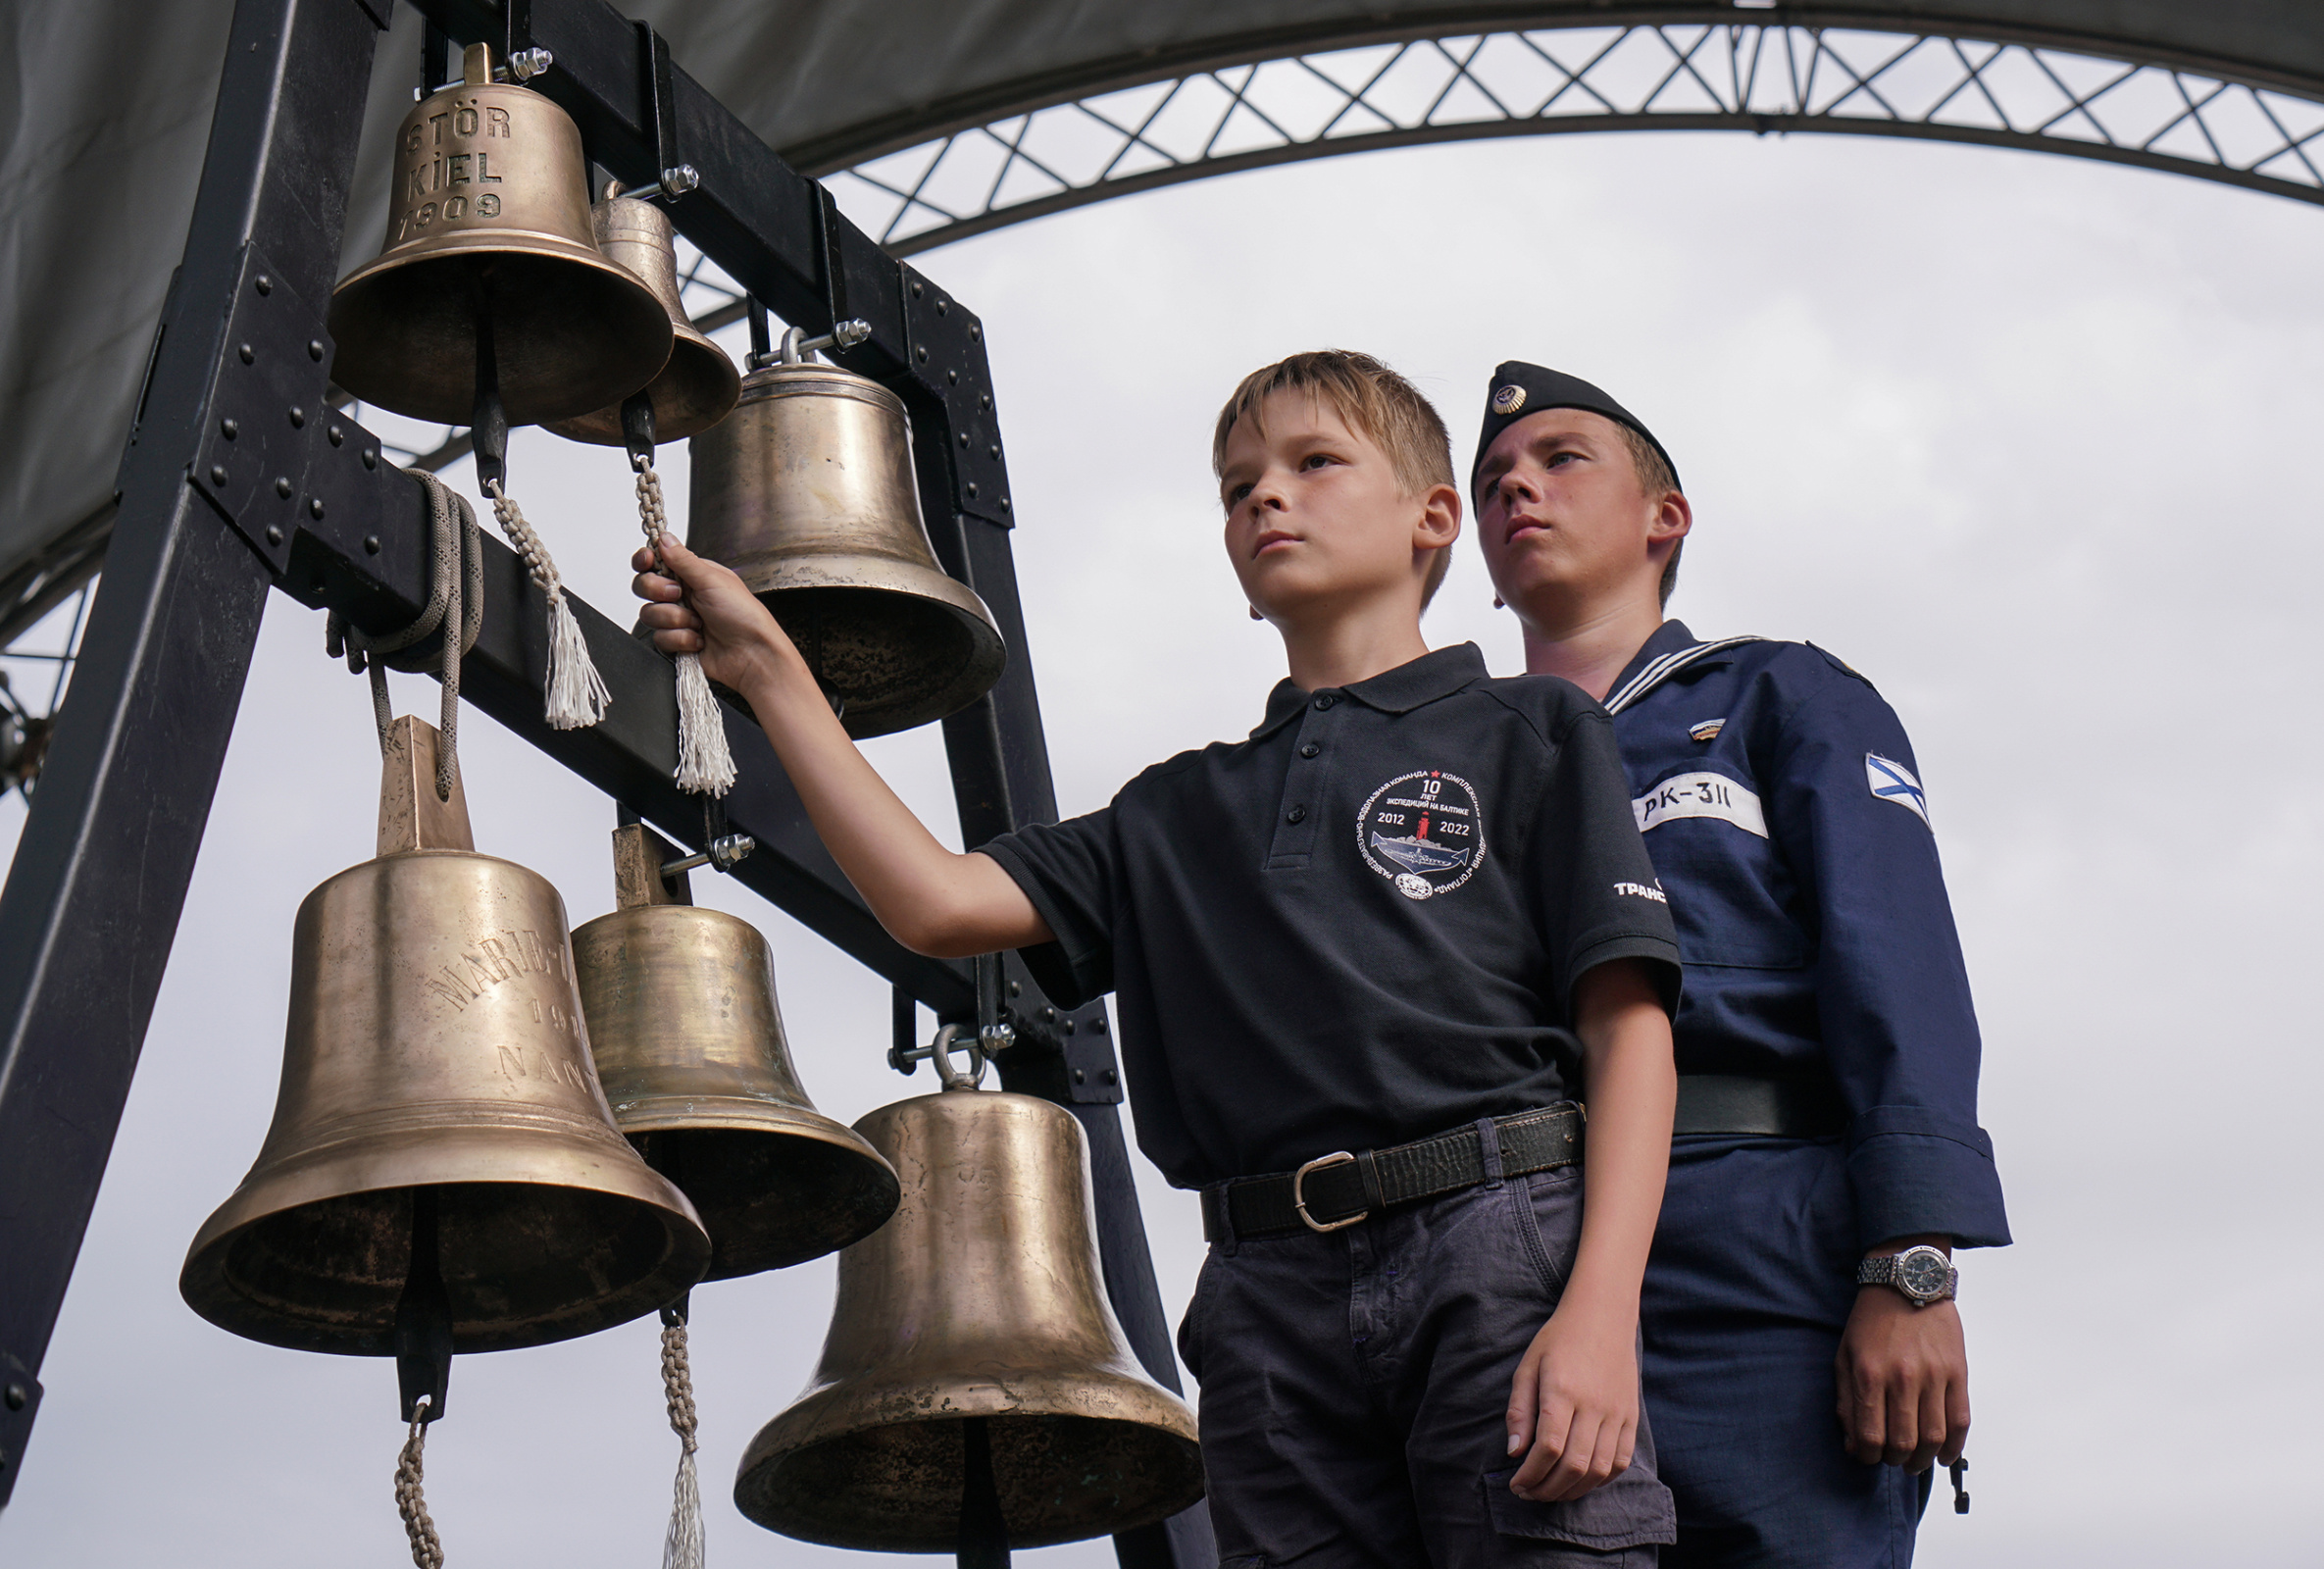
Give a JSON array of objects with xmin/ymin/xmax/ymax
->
[
  {"xmin": 1633, "ymin": 771, "xmax": 1768, "ymax": 838},
  {"xmin": 1358, "ymin": 769, "xmax": 1487, "ymax": 900}
]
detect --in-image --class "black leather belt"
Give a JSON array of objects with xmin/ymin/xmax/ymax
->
[
  {"xmin": 1673, "ymin": 1074, "xmax": 1844, "ymax": 1138},
  {"xmin": 1201, "ymin": 1105, "xmax": 1583, "ymax": 1242}
]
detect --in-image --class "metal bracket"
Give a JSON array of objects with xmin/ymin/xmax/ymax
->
[
  {"xmin": 897, "ymin": 265, "xmax": 1010, "ymax": 528},
  {"xmin": 0, "ymin": 1353, "xmax": 41, "ymax": 1496},
  {"xmin": 189, "ymin": 247, "xmax": 332, "ymax": 576}
]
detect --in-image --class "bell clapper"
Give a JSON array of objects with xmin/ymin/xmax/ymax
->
[
  {"xmin": 958, "ymin": 1415, "xmax": 1011, "ymax": 1567},
  {"xmin": 392, "ymin": 1187, "xmax": 453, "ymax": 1568},
  {"xmin": 626, "ymin": 392, "xmax": 737, "ymax": 795}
]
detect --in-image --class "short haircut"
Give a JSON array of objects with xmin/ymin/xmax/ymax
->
[
  {"xmin": 1213, "ymin": 350, "xmax": 1458, "ymax": 606},
  {"xmin": 1613, "ymin": 423, "xmax": 1685, "ymax": 608}
]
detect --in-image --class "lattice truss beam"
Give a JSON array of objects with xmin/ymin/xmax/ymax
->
[{"xmin": 824, "ymin": 24, "xmax": 2324, "ymax": 252}]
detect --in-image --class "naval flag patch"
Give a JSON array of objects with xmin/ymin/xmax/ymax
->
[{"xmin": 1865, "ymin": 753, "xmax": 1929, "ymax": 825}]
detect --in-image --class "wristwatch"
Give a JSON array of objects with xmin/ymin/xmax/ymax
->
[{"xmin": 1855, "ymin": 1244, "xmax": 1957, "ymax": 1307}]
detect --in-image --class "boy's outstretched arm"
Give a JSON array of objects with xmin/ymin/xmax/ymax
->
[
  {"xmin": 633, "ymin": 538, "xmax": 1051, "ymax": 959},
  {"xmin": 1505, "ymin": 956, "xmax": 1675, "ymax": 1502}
]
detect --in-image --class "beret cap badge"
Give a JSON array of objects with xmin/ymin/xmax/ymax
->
[{"xmin": 1490, "ymin": 384, "xmax": 1528, "ymax": 416}]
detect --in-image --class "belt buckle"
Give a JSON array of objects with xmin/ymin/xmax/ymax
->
[{"xmin": 1292, "ymin": 1151, "xmax": 1364, "ymax": 1234}]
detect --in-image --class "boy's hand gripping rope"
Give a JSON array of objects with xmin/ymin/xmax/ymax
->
[{"xmin": 635, "ymin": 454, "xmax": 735, "ymax": 795}]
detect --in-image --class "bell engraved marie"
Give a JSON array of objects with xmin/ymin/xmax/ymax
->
[
  {"xmin": 180, "ymin": 720, "xmax": 709, "ymax": 1356},
  {"xmin": 687, "ymin": 362, "xmax": 1007, "ymax": 737},
  {"xmin": 733, "ymin": 1088, "xmax": 1203, "ymax": 1550},
  {"xmin": 574, "ymin": 825, "xmax": 898, "ymax": 1279},
  {"xmin": 328, "ymin": 42, "xmax": 671, "ymax": 426}
]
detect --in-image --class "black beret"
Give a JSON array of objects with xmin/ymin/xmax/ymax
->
[{"xmin": 1470, "ymin": 361, "xmax": 1681, "ymax": 497}]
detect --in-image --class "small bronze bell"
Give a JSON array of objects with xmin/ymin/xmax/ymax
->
[
  {"xmin": 733, "ymin": 1077, "xmax": 1203, "ymax": 1550},
  {"xmin": 572, "ymin": 824, "xmax": 899, "ymax": 1279},
  {"xmin": 543, "ymin": 187, "xmax": 741, "ymax": 446},
  {"xmin": 328, "ymin": 42, "xmax": 673, "ymax": 426},
  {"xmin": 180, "ymin": 719, "xmax": 710, "ymax": 1355},
  {"xmin": 687, "ymin": 350, "xmax": 1007, "ymax": 737}
]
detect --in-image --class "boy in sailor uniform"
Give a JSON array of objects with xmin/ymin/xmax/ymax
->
[{"xmin": 1471, "ymin": 363, "xmax": 2010, "ymax": 1567}]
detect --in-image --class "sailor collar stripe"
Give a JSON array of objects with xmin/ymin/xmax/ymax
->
[{"xmin": 1603, "ymin": 635, "xmax": 1768, "ymax": 715}]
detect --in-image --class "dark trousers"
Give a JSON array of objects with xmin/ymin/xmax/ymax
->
[
  {"xmin": 1179, "ymin": 1122, "xmax": 1675, "ymax": 1567},
  {"xmin": 1642, "ymin": 1137, "xmax": 1932, "ymax": 1568}
]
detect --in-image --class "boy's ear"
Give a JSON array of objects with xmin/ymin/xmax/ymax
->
[
  {"xmin": 1416, "ymin": 481, "xmax": 1462, "ymax": 547},
  {"xmin": 1649, "ymin": 490, "xmax": 1692, "ymax": 544}
]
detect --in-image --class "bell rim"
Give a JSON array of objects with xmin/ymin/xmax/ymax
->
[
  {"xmin": 731, "ymin": 565, "xmax": 1006, "ymax": 738},
  {"xmin": 733, "ymin": 1373, "xmax": 1203, "ymax": 1549},
  {"xmin": 539, "ymin": 323, "xmax": 741, "ymax": 446},
  {"xmin": 326, "ymin": 235, "xmax": 675, "ymax": 426},
  {"xmin": 180, "ymin": 1123, "xmax": 709, "ymax": 1356}
]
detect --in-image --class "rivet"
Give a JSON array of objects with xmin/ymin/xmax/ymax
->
[
  {"xmin": 362, "ymin": 449, "xmax": 378, "ymax": 470},
  {"xmin": 1073, "ymin": 1068, "xmax": 1086, "ymax": 1085},
  {"xmin": 328, "ymin": 425, "xmax": 343, "ymax": 446},
  {"xmin": 288, "ymin": 406, "xmax": 305, "ymax": 428},
  {"xmin": 915, "ymin": 345, "xmax": 929, "ymax": 362},
  {"xmin": 265, "ymin": 525, "xmax": 283, "ymax": 546},
  {"xmin": 980, "ymin": 394, "xmax": 992, "ymax": 411},
  {"xmin": 969, "ymin": 324, "xmax": 982, "ymax": 341},
  {"xmin": 209, "ymin": 465, "xmax": 227, "ymax": 485},
  {"xmin": 988, "ymin": 443, "xmax": 999, "ymax": 458},
  {"xmin": 936, "ymin": 299, "xmax": 947, "ymax": 315},
  {"xmin": 1091, "ymin": 1016, "xmax": 1106, "ymax": 1034},
  {"xmin": 219, "ymin": 418, "xmax": 237, "ymax": 439},
  {"xmin": 958, "ymin": 431, "xmax": 969, "ymax": 448},
  {"xmin": 237, "ymin": 343, "xmax": 254, "ymax": 364},
  {"xmin": 308, "ymin": 339, "xmax": 325, "ymax": 362},
  {"xmin": 3, "ymin": 1383, "xmax": 24, "ymax": 1410},
  {"xmin": 998, "ymin": 497, "xmax": 1010, "ymax": 512},
  {"xmin": 363, "ymin": 535, "xmax": 381, "ymax": 555},
  {"xmin": 1063, "ymin": 1018, "xmax": 1076, "ymax": 1035},
  {"xmin": 308, "ymin": 497, "xmax": 325, "ymax": 519},
  {"xmin": 1007, "ymin": 981, "xmax": 1021, "ymax": 997},
  {"xmin": 275, "ymin": 477, "xmax": 292, "ymax": 497},
  {"xmin": 1041, "ymin": 1007, "xmax": 1057, "ymax": 1024},
  {"xmin": 946, "ymin": 369, "xmax": 957, "ymax": 384},
  {"xmin": 254, "ymin": 275, "xmax": 272, "ymax": 295},
  {"xmin": 911, "ymin": 280, "xmax": 924, "ymax": 297},
  {"xmin": 965, "ymin": 481, "xmax": 979, "ymax": 498},
  {"xmin": 1101, "ymin": 1067, "xmax": 1119, "ymax": 1086}
]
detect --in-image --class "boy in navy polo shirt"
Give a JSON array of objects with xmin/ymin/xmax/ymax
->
[
  {"xmin": 1469, "ymin": 362, "xmax": 2010, "ymax": 1566},
  {"xmin": 637, "ymin": 351, "xmax": 1685, "ymax": 1564}
]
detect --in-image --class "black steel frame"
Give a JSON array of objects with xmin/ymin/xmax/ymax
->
[{"xmin": 0, "ymin": 1, "xmax": 1209, "ymax": 1561}]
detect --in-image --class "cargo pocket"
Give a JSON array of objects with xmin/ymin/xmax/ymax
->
[{"xmin": 1480, "ymin": 1465, "xmax": 1677, "ymax": 1551}]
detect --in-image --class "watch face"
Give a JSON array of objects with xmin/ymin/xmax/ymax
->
[{"xmin": 1897, "ymin": 1249, "xmax": 1950, "ymax": 1299}]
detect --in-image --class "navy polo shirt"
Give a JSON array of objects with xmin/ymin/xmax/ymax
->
[
  {"xmin": 1606, "ymin": 621, "xmax": 2011, "ymax": 1250},
  {"xmin": 982, "ymin": 643, "xmax": 1682, "ymax": 1190}
]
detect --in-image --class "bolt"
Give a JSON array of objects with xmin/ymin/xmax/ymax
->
[
  {"xmin": 328, "ymin": 425, "xmax": 343, "ymax": 446},
  {"xmin": 364, "ymin": 534, "xmax": 380, "ymax": 554},
  {"xmin": 254, "ymin": 275, "xmax": 272, "ymax": 295},
  {"xmin": 309, "ymin": 497, "xmax": 325, "ymax": 519},
  {"xmin": 209, "ymin": 464, "xmax": 227, "ymax": 485},
  {"xmin": 508, "ymin": 46, "xmax": 553, "ymax": 81},
  {"xmin": 308, "ymin": 339, "xmax": 325, "ymax": 362},
  {"xmin": 1101, "ymin": 1067, "xmax": 1119, "ymax": 1086},
  {"xmin": 659, "ymin": 164, "xmax": 700, "ymax": 198},
  {"xmin": 265, "ymin": 525, "xmax": 283, "ymax": 546},
  {"xmin": 220, "ymin": 418, "xmax": 237, "ymax": 439},
  {"xmin": 238, "ymin": 343, "xmax": 254, "ymax": 364},
  {"xmin": 362, "ymin": 448, "xmax": 378, "ymax": 470},
  {"xmin": 288, "ymin": 406, "xmax": 305, "ymax": 428}
]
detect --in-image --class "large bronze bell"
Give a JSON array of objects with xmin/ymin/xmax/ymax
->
[
  {"xmin": 181, "ymin": 719, "xmax": 710, "ymax": 1355},
  {"xmin": 572, "ymin": 824, "xmax": 899, "ymax": 1279},
  {"xmin": 733, "ymin": 1079, "xmax": 1203, "ymax": 1550},
  {"xmin": 687, "ymin": 350, "xmax": 1007, "ymax": 737},
  {"xmin": 328, "ymin": 42, "xmax": 672, "ymax": 426},
  {"xmin": 543, "ymin": 187, "xmax": 741, "ymax": 446}
]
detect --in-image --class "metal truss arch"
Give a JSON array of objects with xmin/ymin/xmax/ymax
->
[{"xmin": 816, "ymin": 22, "xmax": 2324, "ymax": 257}]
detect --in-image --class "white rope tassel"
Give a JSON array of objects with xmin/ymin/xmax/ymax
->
[
  {"xmin": 636, "ymin": 458, "xmax": 735, "ymax": 796},
  {"xmin": 485, "ymin": 479, "xmax": 610, "ymax": 730},
  {"xmin": 395, "ymin": 1400, "xmax": 446, "ymax": 1569},
  {"xmin": 660, "ymin": 1315, "xmax": 706, "ymax": 1569}
]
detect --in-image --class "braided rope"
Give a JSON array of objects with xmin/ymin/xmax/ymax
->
[
  {"xmin": 660, "ymin": 1314, "xmax": 705, "ymax": 1569},
  {"xmin": 485, "ymin": 478, "xmax": 610, "ymax": 731},
  {"xmin": 635, "ymin": 455, "xmax": 735, "ymax": 796},
  {"xmin": 394, "ymin": 1399, "xmax": 445, "ymax": 1569},
  {"xmin": 327, "ymin": 473, "xmax": 481, "ymax": 799}
]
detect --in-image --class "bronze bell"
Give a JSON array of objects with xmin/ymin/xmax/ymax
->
[
  {"xmin": 328, "ymin": 42, "xmax": 673, "ymax": 426},
  {"xmin": 733, "ymin": 1078, "xmax": 1203, "ymax": 1550},
  {"xmin": 542, "ymin": 186, "xmax": 741, "ymax": 446},
  {"xmin": 571, "ymin": 824, "xmax": 899, "ymax": 1279},
  {"xmin": 180, "ymin": 719, "xmax": 710, "ymax": 1355},
  {"xmin": 687, "ymin": 349, "xmax": 1007, "ymax": 737}
]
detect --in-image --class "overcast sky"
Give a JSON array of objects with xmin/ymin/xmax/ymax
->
[{"xmin": 3, "ymin": 104, "xmax": 2322, "ymax": 1569}]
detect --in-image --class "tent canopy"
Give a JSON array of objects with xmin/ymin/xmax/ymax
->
[{"xmin": 3, "ymin": 0, "xmax": 2318, "ymax": 637}]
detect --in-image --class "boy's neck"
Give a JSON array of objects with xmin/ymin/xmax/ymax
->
[
  {"xmin": 1279, "ymin": 600, "xmax": 1434, "ymax": 692},
  {"xmin": 1517, "ymin": 591, "xmax": 1666, "ymax": 703}
]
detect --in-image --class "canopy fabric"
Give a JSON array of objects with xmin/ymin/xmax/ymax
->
[{"xmin": 5, "ymin": 0, "xmax": 2320, "ymax": 632}]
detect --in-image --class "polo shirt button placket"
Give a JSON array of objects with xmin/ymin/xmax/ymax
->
[{"xmin": 1267, "ymin": 692, "xmax": 1339, "ymax": 867}]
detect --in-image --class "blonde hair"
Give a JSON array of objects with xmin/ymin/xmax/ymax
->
[
  {"xmin": 1213, "ymin": 350, "xmax": 1457, "ymax": 605},
  {"xmin": 1613, "ymin": 423, "xmax": 1684, "ymax": 607}
]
